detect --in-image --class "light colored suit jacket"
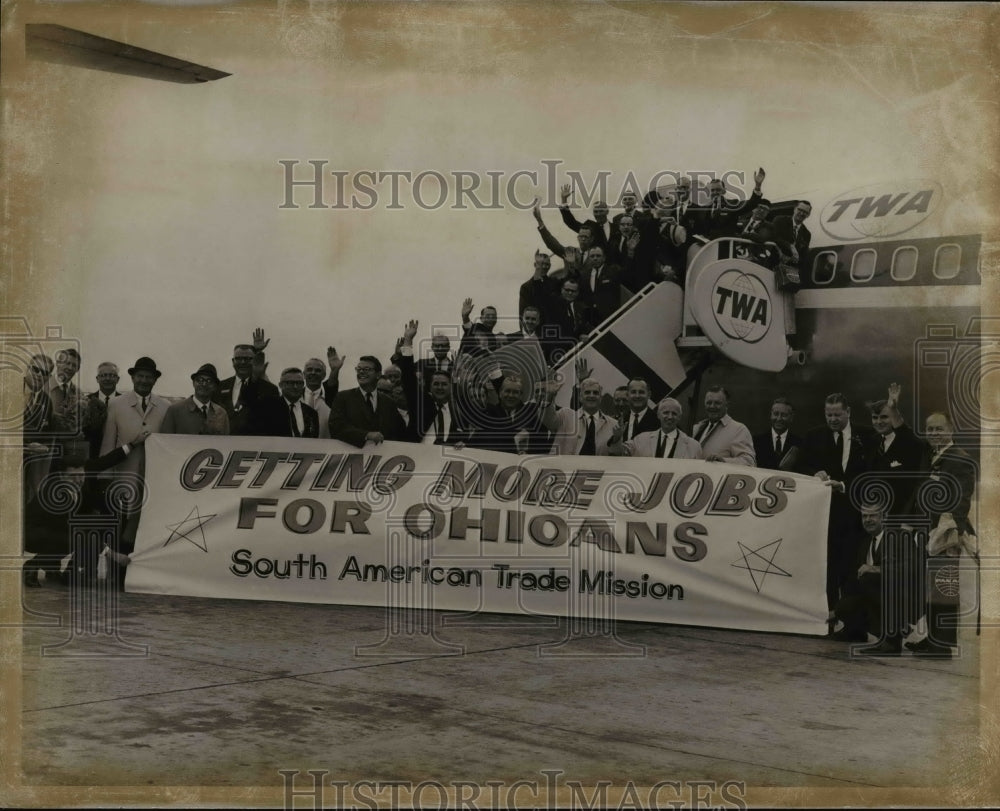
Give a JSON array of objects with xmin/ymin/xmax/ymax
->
[
  {"xmin": 161, "ymin": 397, "xmax": 230, "ymax": 436},
  {"xmin": 550, "ymin": 408, "xmax": 616, "ymax": 456},
  {"xmin": 624, "ymin": 429, "xmax": 701, "ymax": 459},
  {"xmin": 100, "ymin": 391, "xmax": 169, "ymax": 476},
  {"xmin": 691, "ymin": 415, "xmax": 756, "ymax": 466}
]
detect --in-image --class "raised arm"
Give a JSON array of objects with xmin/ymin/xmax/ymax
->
[{"xmin": 534, "ymin": 202, "xmax": 568, "ymax": 259}]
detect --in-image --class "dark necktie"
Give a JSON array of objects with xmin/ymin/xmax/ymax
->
[
  {"xmin": 435, "ymin": 406, "xmax": 445, "ymax": 444},
  {"xmin": 104, "ymin": 395, "xmax": 110, "ymax": 407},
  {"xmin": 834, "ymin": 431, "xmax": 844, "ymax": 475},
  {"xmin": 201, "ymin": 404, "xmax": 209, "ymax": 420},
  {"xmin": 365, "ymin": 392, "xmax": 375, "ymax": 415},
  {"xmin": 580, "ymin": 416, "xmax": 596, "ymax": 456},
  {"xmin": 871, "ymin": 536, "xmax": 881, "ymax": 566},
  {"xmin": 881, "ymin": 436, "xmax": 888, "ymax": 454},
  {"xmin": 774, "ymin": 433, "xmax": 783, "ymax": 457},
  {"xmin": 62, "ymin": 383, "xmax": 69, "ymax": 399},
  {"xmin": 699, "ymin": 421, "xmax": 718, "ymax": 443},
  {"xmin": 628, "ymin": 413, "xmax": 638, "ymax": 441},
  {"xmin": 141, "ymin": 396, "xmax": 147, "ymax": 412},
  {"xmin": 289, "ymin": 403, "xmax": 301, "ymax": 437},
  {"xmin": 655, "ymin": 431, "xmax": 667, "ymax": 458}
]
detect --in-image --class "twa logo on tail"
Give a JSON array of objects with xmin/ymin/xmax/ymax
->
[{"xmin": 820, "ymin": 180, "xmax": 942, "ymax": 241}]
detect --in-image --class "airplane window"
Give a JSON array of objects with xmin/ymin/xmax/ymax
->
[
  {"xmin": 850, "ymin": 249, "xmax": 877, "ymax": 283},
  {"xmin": 890, "ymin": 246, "xmax": 918, "ymax": 281},
  {"xmin": 812, "ymin": 251, "xmax": 837, "ymax": 285},
  {"xmin": 933, "ymin": 244, "xmax": 961, "ymax": 279}
]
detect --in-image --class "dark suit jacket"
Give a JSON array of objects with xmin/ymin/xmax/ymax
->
[
  {"xmin": 694, "ymin": 190, "xmax": 762, "ymax": 240},
  {"xmin": 752, "ymin": 431, "xmax": 803, "ymax": 471},
  {"xmin": 542, "ymin": 299, "xmax": 595, "ymax": 364},
  {"xmin": 23, "ymin": 390, "xmax": 54, "ymax": 445},
  {"xmin": 770, "ymin": 215, "xmax": 811, "ymax": 267},
  {"xmin": 414, "ymin": 357, "xmax": 455, "ymax": 390},
  {"xmin": 469, "ymin": 402, "xmax": 546, "ymax": 455},
  {"xmin": 798, "ymin": 423, "xmax": 874, "ymax": 530},
  {"xmin": 23, "ymin": 445, "xmax": 128, "ymax": 556},
  {"xmin": 607, "ymin": 231, "xmax": 659, "ymax": 292},
  {"xmin": 907, "ymin": 444, "xmax": 976, "ymax": 536},
  {"xmin": 559, "ymin": 208, "xmax": 612, "ymax": 249},
  {"xmin": 579, "ymin": 263, "xmax": 623, "ymax": 324},
  {"xmin": 329, "ymin": 387, "xmax": 407, "ymax": 448},
  {"xmin": 863, "ymin": 424, "xmax": 924, "ymax": 517},
  {"xmin": 519, "ymin": 276, "xmax": 552, "ymax": 324},
  {"xmin": 398, "ymin": 354, "xmax": 470, "ymax": 446},
  {"xmin": 322, "ymin": 379, "xmax": 339, "ymax": 408},
  {"xmin": 622, "ymin": 407, "xmax": 660, "ymax": 442},
  {"xmin": 250, "ymin": 397, "xmax": 320, "ymax": 438},
  {"xmin": 82, "ymin": 391, "xmax": 121, "ymax": 458},
  {"xmin": 213, "ymin": 376, "xmax": 280, "ymax": 435}
]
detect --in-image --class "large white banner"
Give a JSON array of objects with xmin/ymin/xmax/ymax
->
[{"xmin": 129, "ymin": 435, "xmax": 831, "ymax": 634}]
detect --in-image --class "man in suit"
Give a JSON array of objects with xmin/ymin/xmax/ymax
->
[
  {"xmin": 753, "ymin": 397, "xmax": 802, "ymax": 471},
  {"xmin": 301, "ymin": 358, "xmax": 332, "ymax": 438},
  {"xmin": 864, "ymin": 384, "xmax": 924, "ymax": 517},
  {"xmin": 558, "ymin": 183, "xmax": 612, "ymax": 248},
  {"xmin": 640, "ymin": 193, "xmax": 691, "ymax": 286},
  {"xmin": 832, "ymin": 504, "xmax": 917, "ymax": 655},
  {"xmin": 329, "ymin": 355, "xmax": 407, "ymax": 447},
  {"xmin": 608, "ymin": 213, "xmax": 659, "ymax": 291},
  {"xmin": 611, "ymin": 397, "xmax": 702, "ymax": 460},
  {"xmin": 533, "ymin": 203, "xmax": 594, "ymax": 276},
  {"xmin": 770, "ymin": 200, "xmax": 813, "ymax": 269},
  {"xmin": 214, "ymin": 332, "xmax": 280, "ymax": 435},
  {"xmin": 459, "ymin": 299, "xmax": 504, "ymax": 356},
  {"xmin": 620, "ymin": 378, "xmax": 660, "ymax": 442},
  {"xmin": 579, "ymin": 245, "xmax": 622, "ymax": 324},
  {"xmin": 48, "ymin": 348, "xmax": 81, "ymax": 401},
  {"xmin": 905, "ymin": 412, "xmax": 977, "ymax": 658},
  {"xmin": 252, "ymin": 368, "xmax": 320, "ymax": 438},
  {"xmin": 48, "ymin": 347, "xmax": 82, "ymax": 432},
  {"xmin": 469, "ymin": 373, "xmax": 547, "ymax": 455},
  {"xmin": 696, "ymin": 169, "xmax": 765, "ymax": 240},
  {"xmin": 397, "ymin": 320, "xmax": 469, "ymax": 446},
  {"xmin": 734, "ymin": 198, "xmax": 773, "ymax": 239},
  {"xmin": 798, "ymin": 393, "xmax": 875, "ymax": 612},
  {"xmin": 544, "ymin": 278, "xmax": 594, "ymax": 364},
  {"xmin": 518, "ymin": 251, "xmax": 554, "ymax": 325},
  {"xmin": 611, "ymin": 191, "xmax": 648, "ymax": 233},
  {"xmin": 161, "ymin": 364, "xmax": 231, "ymax": 436},
  {"xmin": 23, "ymin": 432, "xmax": 149, "ymax": 588},
  {"xmin": 415, "ymin": 334, "xmax": 455, "ymax": 390},
  {"xmin": 100, "ymin": 356, "xmax": 170, "ymax": 558},
  {"xmin": 506, "ymin": 306, "xmax": 542, "ymax": 344},
  {"xmin": 22, "ymin": 353, "xmax": 56, "ymax": 506},
  {"xmin": 82, "ymin": 362, "xmax": 122, "ymax": 458},
  {"xmin": 543, "ymin": 377, "xmax": 617, "ymax": 456},
  {"xmin": 692, "ymin": 386, "xmax": 756, "ymax": 466}
]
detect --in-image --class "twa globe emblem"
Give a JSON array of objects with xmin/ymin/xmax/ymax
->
[{"xmin": 712, "ymin": 269, "xmax": 771, "ymax": 344}]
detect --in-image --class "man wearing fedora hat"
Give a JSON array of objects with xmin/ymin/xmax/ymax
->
[
  {"xmin": 161, "ymin": 364, "xmax": 230, "ymax": 435},
  {"xmin": 99, "ymin": 356, "xmax": 170, "ymax": 573}
]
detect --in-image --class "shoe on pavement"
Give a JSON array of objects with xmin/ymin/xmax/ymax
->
[{"xmin": 854, "ymin": 639, "xmax": 902, "ymax": 656}]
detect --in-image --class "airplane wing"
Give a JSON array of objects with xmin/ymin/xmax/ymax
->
[{"xmin": 25, "ymin": 24, "xmax": 230, "ymax": 84}]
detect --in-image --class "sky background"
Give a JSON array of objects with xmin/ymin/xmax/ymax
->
[{"xmin": 2, "ymin": 1, "xmax": 996, "ymax": 397}]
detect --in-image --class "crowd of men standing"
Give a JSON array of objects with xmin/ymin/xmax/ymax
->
[{"xmin": 20, "ymin": 170, "xmax": 976, "ymax": 660}]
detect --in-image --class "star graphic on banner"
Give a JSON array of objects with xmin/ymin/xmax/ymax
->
[
  {"xmin": 732, "ymin": 538, "xmax": 792, "ymax": 593},
  {"xmin": 163, "ymin": 506, "xmax": 216, "ymax": 553}
]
